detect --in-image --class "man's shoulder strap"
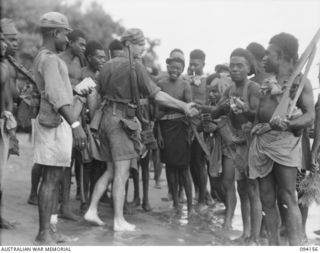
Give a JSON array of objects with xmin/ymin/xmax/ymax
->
[{"xmin": 7, "ymin": 55, "xmax": 36, "ymax": 85}]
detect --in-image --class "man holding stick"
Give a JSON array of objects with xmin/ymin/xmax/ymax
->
[{"xmin": 248, "ymin": 33, "xmax": 315, "ymax": 245}]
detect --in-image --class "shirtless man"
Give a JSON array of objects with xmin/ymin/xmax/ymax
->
[
  {"xmin": 0, "ymin": 30, "xmax": 15, "ymax": 229},
  {"xmin": 79, "ymin": 40, "xmax": 107, "ymax": 210},
  {"xmin": 310, "ymin": 65, "xmax": 320, "ymax": 237},
  {"xmin": 248, "ymin": 33, "xmax": 315, "ymax": 245},
  {"xmin": 197, "ymin": 48, "xmax": 262, "ymax": 244},
  {"xmin": 157, "ymin": 50, "xmax": 193, "ymax": 214},
  {"xmin": 59, "ymin": 29, "xmax": 87, "ymax": 220},
  {"xmin": 187, "ymin": 49, "xmax": 209, "ymax": 212},
  {"xmin": 246, "ymin": 42, "xmax": 269, "ymax": 85}
]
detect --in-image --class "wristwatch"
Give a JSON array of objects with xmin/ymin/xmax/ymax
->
[{"xmin": 71, "ymin": 121, "xmax": 81, "ymax": 129}]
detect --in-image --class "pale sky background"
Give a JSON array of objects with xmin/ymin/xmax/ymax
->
[{"xmin": 77, "ymin": 0, "xmax": 320, "ymax": 94}]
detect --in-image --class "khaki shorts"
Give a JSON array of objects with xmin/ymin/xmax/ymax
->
[{"xmin": 99, "ymin": 107, "xmax": 140, "ymax": 166}]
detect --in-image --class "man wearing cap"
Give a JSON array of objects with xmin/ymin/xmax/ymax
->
[
  {"xmin": 33, "ymin": 12, "xmax": 88, "ymax": 244},
  {"xmin": 0, "ymin": 19, "xmax": 20, "ymax": 104},
  {"xmin": 186, "ymin": 49, "xmax": 211, "ymax": 212},
  {"xmin": 84, "ymin": 28, "xmax": 198, "ymax": 231},
  {"xmin": 197, "ymin": 48, "xmax": 262, "ymax": 244},
  {"xmin": 248, "ymin": 33, "xmax": 315, "ymax": 245}
]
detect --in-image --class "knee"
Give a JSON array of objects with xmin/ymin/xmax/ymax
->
[
  {"xmin": 222, "ymin": 178, "xmax": 234, "ymax": 190},
  {"xmin": 247, "ymin": 181, "xmax": 259, "ymax": 199},
  {"xmin": 277, "ymin": 188, "xmax": 297, "ymax": 206},
  {"xmin": 260, "ymin": 194, "xmax": 276, "ymax": 210}
]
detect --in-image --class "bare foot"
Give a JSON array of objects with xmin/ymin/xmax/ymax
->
[
  {"xmin": 114, "ymin": 219, "xmax": 136, "ymax": 232},
  {"xmin": 0, "ymin": 217, "xmax": 15, "ymax": 229},
  {"xmin": 84, "ymin": 210, "xmax": 105, "ymax": 226},
  {"xmin": 197, "ymin": 204, "xmax": 208, "ymax": 214},
  {"xmin": 34, "ymin": 232, "xmax": 55, "ymax": 245},
  {"xmin": 27, "ymin": 195, "xmax": 38, "ymax": 205},
  {"xmin": 222, "ymin": 223, "xmax": 233, "ymax": 231},
  {"xmin": 52, "ymin": 232, "xmax": 79, "ymax": 243},
  {"xmin": 154, "ymin": 181, "xmax": 161, "ymax": 189},
  {"xmin": 142, "ymin": 201, "xmax": 152, "ymax": 212},
  {"xmin": 128, "ymin": 198, "xmax": 140, "ymax": 207},
  {"xmin": 59, "ymin": 208, "xmax": 80, "ymax": 221},
  {"xmin": 188, "ymin": 208, "xmax": 197, "ymax": 218},
  {"xmin": 232, "ymin": 234, "xmax": 250, "ymax": 245},
  {"xmin": 161, "ymin": 193, "xmax": 172, "ymax": 202}
]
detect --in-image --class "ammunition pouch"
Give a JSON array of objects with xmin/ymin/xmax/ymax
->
[
  {"xmin": 119, "ymin": 118, "xmax": 142, "ymax": 154},
  {"xmin": 38, "ymin": 97, "xmax": 62, "ymax": 128}
]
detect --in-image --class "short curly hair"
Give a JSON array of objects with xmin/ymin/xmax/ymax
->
[
  {"xmin": 85, "ymin": 40, "xmax": 103, "ymax": 58},
  {"xmin": 269, "ymin": 33, "xmax": 299, "ymax": 63},
  {"xmin": 190, "ymin": 49, "xmax": 206, "ymax": 61}
]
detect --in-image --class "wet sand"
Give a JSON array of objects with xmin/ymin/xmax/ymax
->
[{"xmin": 1, "ymin": 133, "xmax": 320, "ymax": 246}]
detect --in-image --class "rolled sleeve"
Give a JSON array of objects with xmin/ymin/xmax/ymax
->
[
  {"xmin": 41, "ymin": 56, "xmax": 72, "ymax": 111},
  {"xmin": 136, "ymin": 62, "xmax": 161, "ymax": 98}
]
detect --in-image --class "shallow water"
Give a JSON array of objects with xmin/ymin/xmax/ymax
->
[{"xmin": 1, "ymin": 133, "xmax": 320, "ymax": 246}]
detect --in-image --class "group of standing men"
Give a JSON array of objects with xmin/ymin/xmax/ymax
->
[{"xmin": 1, "ymin": 10, "xmax": 320, "ymax": 246}]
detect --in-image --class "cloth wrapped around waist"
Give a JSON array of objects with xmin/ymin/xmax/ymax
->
[
  {"xmin": 248, "ymin": 127, "xmax": 302, "ymax": 179},
  {"xmin": 223, "ymin": 124, "xmax": 250, "ymax": 174}
]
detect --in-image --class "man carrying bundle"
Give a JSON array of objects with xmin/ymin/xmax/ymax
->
[{"xmin": 248, "ymin": 33, "xmax": 315, "ymax": 245}]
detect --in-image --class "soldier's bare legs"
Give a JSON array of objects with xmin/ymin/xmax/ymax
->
[
  {"xmin": 84, "ymin": 162, "xmax": 114, "ymax": 226},
  {"xmin": 35, "ymin": 166, "xmax": 62, "ymax": 244},
  {"xmin": 113, "ymin": 159, "xmax": 136, "ymax": 231},
  {"xmin": 59, "ymin": 167, "xmax": 79, "ymax": 221},
  {"xmin": 28, "ymin": 163, "xmax": 43, "ymax": 205}
]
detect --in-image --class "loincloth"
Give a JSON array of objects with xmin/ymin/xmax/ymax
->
[
  {"xmin": 248, "ymin": 128, "xmax": 302, "ymax": 179},
  {"xmin": 221, "ymin": 123, "xmax": 250, "ymax": 180},
  {"xmin": 205, "ymin": 133, "xmax": 222, "ymax": 177}
]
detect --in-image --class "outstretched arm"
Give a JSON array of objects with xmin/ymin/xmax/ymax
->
[{"xmin": 154, "ymin": 91, "xmax": 198, "ymax": 117}]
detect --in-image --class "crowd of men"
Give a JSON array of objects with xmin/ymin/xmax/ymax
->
[{"xmin": 0, "ymin": 11, "xmax": 320, "ymax": 246}]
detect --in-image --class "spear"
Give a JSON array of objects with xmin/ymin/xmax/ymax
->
[{"xmin": 271, "ymin": 27, "xmax": 320, "ymax": 120}]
